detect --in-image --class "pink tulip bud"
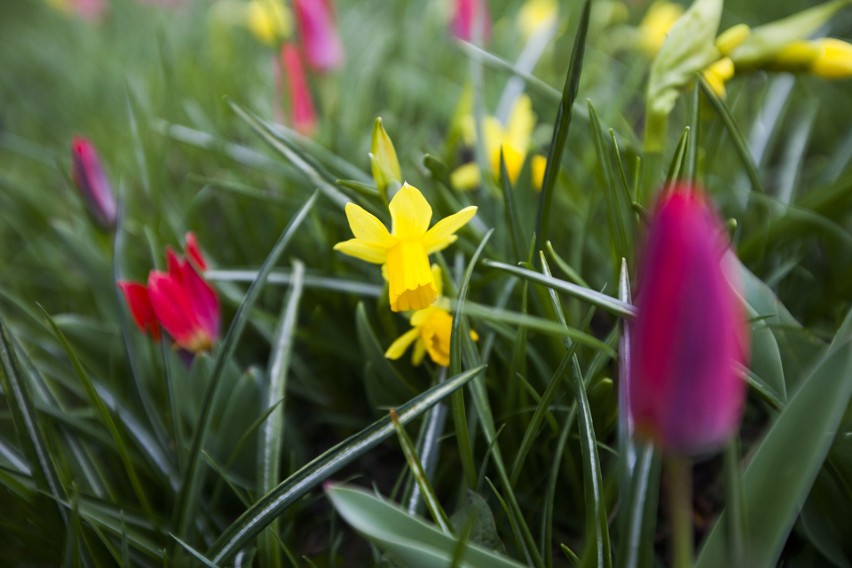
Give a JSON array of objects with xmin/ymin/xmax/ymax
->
[
  {"xmin": 629, "ymin": 185, "xmax": 748, "ymax": 455},
  {"xmin": 451, "ymin": 0, "xmax": 491, "ymax": 43},
  {"xmin": 280, "ymin": 43, "xmax": 318, "ymax": 135},
  {"xmin": 71, "ymin": 136, "xmax": 117, "ymax": 230},
  {"xmin": 293, "ymin": 0, "xmax": 345, "ymax": 72}
]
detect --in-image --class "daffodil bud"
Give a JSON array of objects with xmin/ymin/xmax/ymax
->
[
  {"xmin": 246, "ymin": 0, "xmax": 291, "ymax": 46},
  {"xmin": 629, "ymin": 185, "xmax": 748, "ymax": 455},
  {"xmin": 369, "ymin": 117, "xmax": 401, "ymax": 195},
  {"xmin": 808, "ymin": 38, "xmax": 852, "ymax": 79},
  {"xmin": 70, "ymin": 136, "xmax": 117, "ymax": 230},
  {"xmin": 715, "ymin": 23, "xmax": 750, "ymax": 56}
]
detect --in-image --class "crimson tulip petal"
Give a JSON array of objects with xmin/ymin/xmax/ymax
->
[
  {"xmin": 118, "ymin": 281, "xmax": 161, "ymax": 340},
  {"xmin": 185, "ymin": 232, "xmax": 208, "ymax": 271}
]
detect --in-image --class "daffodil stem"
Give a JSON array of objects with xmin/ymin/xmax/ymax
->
[{"xmin": 665, "ymin": 455, "xmax": 693, "ymax": 568}]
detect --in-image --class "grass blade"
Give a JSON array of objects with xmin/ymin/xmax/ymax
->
[
  {"xmin": 482, "ymin": 259, "xmax": 635, "ymax": 319},
  {"xmin": 40, "ymin": 307, "xmax": 156, "ymax": 520},
  {"xmin": 258, "ymin": 260, "xmax": 305, "ymax": 568},
  {"xmin": 536, "ymin": 0, "xmax": 592, "ymax": 244},
  {"xmin": 172, "ymin": 191, "xmax": 318, "ymax": 542},
  {"xmin": 0, "ymin": 318, "xmax": 67, "ymax": 523},
  {"xmin": 207, "ymin": 365, "xmax": 487, "ymax": 563}
]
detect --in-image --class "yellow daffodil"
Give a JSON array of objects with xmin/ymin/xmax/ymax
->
[
  {"xmin": 334, "ymin": 183, "xmax": 477, "ymax": 312},
  {"xmin": 385, "ymin": 266, "xmax": 477, "ymax": 366},
  {"xmin": 451, "ymin": 94, "xmax": 546, "ymax": 191},
  {"xmin": 637, "ymin": 0, "xmax": 684, "ymax": 56}
]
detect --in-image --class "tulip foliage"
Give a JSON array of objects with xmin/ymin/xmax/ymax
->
[{"xmin": 0, "ymin": 0, "xmax": 851, "ymax": 567}]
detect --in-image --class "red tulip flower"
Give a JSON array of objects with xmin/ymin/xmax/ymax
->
[
  {"xmin": 119, "ymin": 233, "xmax": 219, "ymax": 354},
  {"xmin": 629, "ymin": 185, "xmax": 748, "ymax": 455},
  {"xmin": 280, "ymin": 43, "xmax": 318, "ymax": 136},
  {"xmin": 293, "ymin": 0, "xmax": 345, "ymax": 72},
  {"xmin": 71, "ymin": 136, "xmax": 117, "ymax": 230}
]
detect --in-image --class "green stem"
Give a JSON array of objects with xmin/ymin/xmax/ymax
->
[{"xmin": 666, "ymin": 455, "xmax": 693, "ymax": 568}]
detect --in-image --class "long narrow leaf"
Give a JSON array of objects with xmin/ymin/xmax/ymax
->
[
  {"xmin": 172, "ymin": 191, "xmax": 318, "ymax": 541},
  {"xmin": 536, "ymin": 0, "xmax": 592, "ymax": 244},
  {"xmin": 696, "ymin": 315, "xmax": 852, "ymax": 567},
  {"xmin": 258, "ymin": 260, "xmax": 305, "ymax": 568}
]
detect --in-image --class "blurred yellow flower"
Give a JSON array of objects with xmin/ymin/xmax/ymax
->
[
  {"xmin": 518, "ymin": 0, "xmax": 558, "ymax": 40},
  {"xmin": 334, "ymin": 184, "xmax": 477, "ymax": 312},
  {"xmin": 637, "ymin": 0, "xmax": 684, "ymax": 56},
  {"xmin": 451, "ymin": 94, "xmax": 546, "ymax": 191},
  {"xmin": 247, "ymin": 0, "xmax": 291, "ymax": 46},
  {"xmin": 702, "ymin": 57, "xmax": 734, "ymax": 97},
  {"xmin": 385, "ymin": 266, "xmax": 477, "ymax": 366},
  {"xmin": 775, "ymin": 38, "xmax": 852, "ymax": 79}
]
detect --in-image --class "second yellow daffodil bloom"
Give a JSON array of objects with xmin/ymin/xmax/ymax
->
[
  {"xmin": 451, "ymin": 94, "xmax": 546, "ymax": 191},
  {"xmin": 385, "ymin": 266, "xmax": 478, "ymax": 366},
  {"xmin": 334, "ymin": 184, "xmax": 477, "ymax": 312}
]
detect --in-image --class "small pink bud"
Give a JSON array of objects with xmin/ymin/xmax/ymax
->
[
  {"xmin": 71, "ymin": 137, "xmax": 117, "ymax": 230},
  {"xmin": 293, "ymin": 0, "xmax": 345, "ymax": 72},
  {"xmin": 280, "ymin": 44, "xmax": 318, "ymax": 136},
  {"xmin": 451, "ymin": 0, "xmax": 491, "ymax": 43},
  {"xmin": 629, "ymin": 185, "xmax": 748, "ymax": 455}
]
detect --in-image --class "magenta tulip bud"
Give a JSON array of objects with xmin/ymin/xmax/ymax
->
[
  {"xmin": 451, "ymin": 0, "xmax": 491, "ymax": 43},
  {"xmin": 293, "ymin": 0, "xmax": 345, "ymax": 72},
  {"xmin": 71, "ymin": 136, "xmax": 117, "ymax": 230},
  {"xmin": 629, "ymin": 185, "xmax": 748, "ymax": 455}
]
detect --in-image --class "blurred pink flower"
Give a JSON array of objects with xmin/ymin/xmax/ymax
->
[
  {"xmin": 71, "ymin": 136, "xmax": 117, "ymax": 230},
  {"xmin": 119, "ymin": 233, "xmax": 219, "ymax": 354},
  {"xmin": 71, "ymin": 0, "xmax": 108, "ymax": 21},
  {"xmin": 293, "ymin": 0, "xmax": 345, "ymax": 72},
  {"xmin": 280, "ymin": 43, "xmax": 318, "ymax": 135},
  {"xmin": 629, "ymin": 185, "xmax": 748, "ymax": 455},
  {"xmin": 451, "ymin": 0, "xmax": 491, "ymax": 42}
]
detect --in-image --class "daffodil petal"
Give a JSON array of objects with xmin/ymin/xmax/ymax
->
[
  {"xmin": 412, "ymin": 339, "xmax": 427, "ymax": 366},
  {"xmin": 344, "ymin": 202, "xmax": 394, "ymax": 245},
  {"xmin": 450, "ymin": 162, "xmax": 481, "ymax": 191},
  {"xmin": 386, "ymin": 240, "xmax": 436, "ymax": 312},
  {"xmin": 389, "ymin": 183, "xmax": 432, "ymax": 239},
  {"xmin": 385, "ymin": 327, "xmax": 420, "ymax": 360},
  {"xmin": 506, "ymin": 94, "xmax": 534, "ymax": 150},
  {"xmin": 422, "ymin": 206, "xmax": 478, "ymax": 255},
  {"xmin": 531, "ymin": 155, "xmax": 547, "ymax": 190},
  {"xmin": 333, "ymin": 239, "xmax": 388, "ymax": 264},
  {"xmin": 431, "ymin": 265, "xmax": 443, "ymax": 297}
]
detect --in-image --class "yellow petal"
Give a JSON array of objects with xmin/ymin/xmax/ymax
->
[
  {"xmin": 702, "ymin": 58, "xmax": 734, "ymax": 98},
  {"xmin": 531, "ymin": 155, "xmax": 547, "ymax": 191},
  {"xmin": 422, "ymin": 310, "xmax": 453, "ymax": 367},
  {"xmin": 385, "ymin": 327, "xmax": 420, "ymax": 360},
  {"xmin": 386, "ymin": 240, "xmax": 437, "ymax": 312},
  {"xmin": 431, "ymin": 265, "xmax": 443, "ymax": 297},
  {"xmin": 715, "ymin": 24, "xmax": 750, "ymax": 57},
  {"xmin": 333, "ymin": 239, "xmax": 388, "ymax": 264},
  {"xmin": 389, "ymin": 183, "xmax": 432, "ymax": 239},
  {"xmin": 811, "ymin": 38, "xmax": 852, "ymax": 79},
  {"xmin": 344, "ymin": 203, "xmax": 394, "ymax": 246},
  {"xmin": 411, "ymin": 340, "xmax": 427, "ymax": 366},
  {"xmin": 638, "ymin": 0, "xmax": 684, "ymax": 56},
  {"xmin": 506, "ymin": 94, "xmax": 535, "ymax": 151},
  {"xmin": 491, "ymin": 144, "xmax": 526, "ymax": 185},
  {"xmin": 422, "ymin": 206, "xmax": 478, "ymax": 255},
  {"xmin": 450, "ymin": 162, "xmax": 482, "ymax": 191}
]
